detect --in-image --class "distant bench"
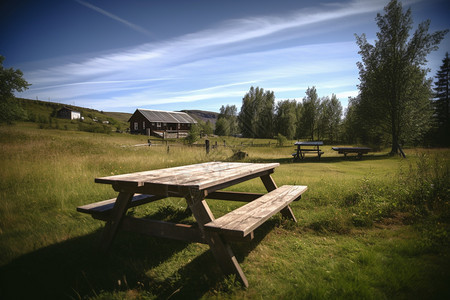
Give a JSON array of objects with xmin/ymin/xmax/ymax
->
[
  {"xmin": 292, "ymin": 141, "xmax": 324, "ymax": 161},
  {"xmin": 332, "ymin": 147, "xmax": 372, "ymax": 159}
]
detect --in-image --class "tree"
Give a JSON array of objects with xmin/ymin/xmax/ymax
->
[
  {"xmin": 355, "ymin": 0, "xmax": 447, "ymax": 154},
  {"xmin": 432, "ymin": 52, "xmax": 450, "ymax": 146},
  {"xmin": 317, "ymin": 94, "xmax": 343, "ymax": 142},
  {"xmin": 215, "ymin": 118, "xmax": 230, "ymax": 136},
  {"xmin": 298, "ymin": 87, "xmax": 320, "ymax": 140},
  {"xmin": 238, "ymin": 86, "xmax": 275, "ymax": 138},
  {"xmin": 216, "ymin": 104, "xmax": 238, "ymax": 136},
  {"xmin": 275, "ymin": 100, "xmax": 297, "ymax": 140},
  {"xmin": 0, "ymin": 55, "xmax": 30, "ymax": 124}
]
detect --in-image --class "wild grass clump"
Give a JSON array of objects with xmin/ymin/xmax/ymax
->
[{"xmin": 396, "ymin": 152, "xmax": 450, "ymax": 220}]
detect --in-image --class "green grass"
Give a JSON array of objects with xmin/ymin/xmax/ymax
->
[{"xmin": 0, "ymin": 124, "xmax": 449, "ymax": 299}]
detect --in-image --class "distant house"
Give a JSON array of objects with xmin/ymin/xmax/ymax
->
[
  {"xmin": 57, "ymin": 107, "xmax": 81, "ymax": 120},
  {"xmin": 128, "ymin": 109, "xmax": 197, "ymax": 138}
]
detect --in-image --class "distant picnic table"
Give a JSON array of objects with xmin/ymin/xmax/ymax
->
[
  {"xmin": 292, "ymin": 141, "xmax": 324, "ymax": 161},
  {"xmin": 332, "ymin": 147, "xmax": 372, "ymax": 159}
]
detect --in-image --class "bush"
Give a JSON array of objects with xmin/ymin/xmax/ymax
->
[{"xmin": 276, "ymin": 133, "xmax": 287, "ymax": 146}]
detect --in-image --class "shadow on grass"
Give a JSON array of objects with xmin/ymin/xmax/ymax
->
[
  {"xmin": 250, "ymin": 153, "xmax": 392, "ymax": 165},
  {"xmin": 0, "ymin": 207, "xmax": 281, "ymax": 299}
]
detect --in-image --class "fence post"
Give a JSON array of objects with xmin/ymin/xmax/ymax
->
[{"xmin": 205, "ymin": 140, "xmax": 210, "ymax": 154}]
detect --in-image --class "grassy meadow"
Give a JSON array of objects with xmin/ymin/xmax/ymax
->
[{"xmin": 0, "ymin": 123, "xmax": 449, "ymax": 299}]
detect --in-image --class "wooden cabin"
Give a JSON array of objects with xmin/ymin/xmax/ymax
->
[
  {"xmin": 57, "ymin": 107, "xmax": 81, "ymax": 120},
  {"xmin": 128, "ymin": 109, "xmax": 197, "ymax": 138}
]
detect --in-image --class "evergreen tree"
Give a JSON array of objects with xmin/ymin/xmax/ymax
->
[{"xmin": 432, "ymin": 52, "xmax": 450, "ymax": 146}]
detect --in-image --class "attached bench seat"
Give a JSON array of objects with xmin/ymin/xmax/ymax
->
[
  {"xmin": 77, "ymin": 194, "xmax": 164, "ymax": 220},
  {"xmin": 204, "ymin": 185, "xmax": 307, "ymax": 238}
]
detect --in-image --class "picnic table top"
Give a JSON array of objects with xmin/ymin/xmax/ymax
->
[
  {"xmin": 95, "ymin": 162, "xmax": 279, "ymax": 191},
  {"xmin": 294, "ymin": 141, "xmax": 323, "ymax": 146}
]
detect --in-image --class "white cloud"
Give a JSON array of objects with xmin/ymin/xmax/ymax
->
[{"xmin": 20, "ymin": 0, "xmax": 386, "ymax": 111}]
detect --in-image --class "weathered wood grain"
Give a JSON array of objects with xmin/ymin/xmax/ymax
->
[
  {"xmin": 95, "ymin": 162, "xmax": 279, "ymax": 192},
  {"xmin": 204, "ymin": 185, "xmax": 307, "ymax": 237}
]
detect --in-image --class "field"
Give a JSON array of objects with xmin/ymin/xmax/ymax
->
[{"xmin": 0, "ymin": 123, "xmax": 449, "ymax": 299}]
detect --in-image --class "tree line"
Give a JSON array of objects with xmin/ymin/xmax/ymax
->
[
  {"xmin": 216, "ymin": 86, "xmax": 343, "ymax": 143},
  {"xmin": 215, "ymin": 0, "xmax": 449, "ymax": 150}
]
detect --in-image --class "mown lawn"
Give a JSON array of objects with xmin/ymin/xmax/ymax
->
[{"xmin": 0, "ymin": 124, "xmax": 449, "ymax": 299}]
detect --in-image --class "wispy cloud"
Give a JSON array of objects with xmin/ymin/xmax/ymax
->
[
  {"xmin": 21, "ymin": 0, "xmax": 390, "ymax": 111},
  {"xmin": 75, "ymin": 0, "xmax": 155, "ymax": 38}
]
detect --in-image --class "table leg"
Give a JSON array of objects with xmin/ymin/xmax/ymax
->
[
  {"xmin": 99, "ymin": 191, "xmax": 134, "ymax": 252},
  {"xmin": 260, "ymin": 174, "xmax": 297, "ymax": 222},
  {"xmin": 186, "ymin": 192, "xmax": 248, "ymax": 287}
]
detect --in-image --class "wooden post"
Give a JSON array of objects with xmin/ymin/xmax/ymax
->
[
  {"xmin": 205, "ymin": 140, "xmax": 210, "ymax": 154},
  {"xmin": 99, "ymin": 192, "xmax": 134, "ymax": 252},
  {"xmin": 186, "ymin": 191, "xmax": 248, "ymax": 288},
  {"xmin": 223, "ymin": 140, "xmax": 226, "ymax": 147},
  {"xmin": 260, "ymin": 175, "xmax": 297, "ymax": 222}
]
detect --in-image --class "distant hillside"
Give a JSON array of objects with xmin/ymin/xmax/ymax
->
[
  {"xmin": 182, "ymin": 110, "xmax": 218, "ymax": 126},
  {"xmin": 15, "ymin": 98, "xmax": 218, "ymax": 130},
  {"xmin": 103, "ymin": 111, "xmax": 132, "ymax": 123}
]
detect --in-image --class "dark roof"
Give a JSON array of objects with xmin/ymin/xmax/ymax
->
[
  {"xmin": 132, "ymin": 109, "xmax": 197, "ymax": 124},
  {"xmin": 58, "ymin": 107, "xmax": 80, "ymax": 113}
]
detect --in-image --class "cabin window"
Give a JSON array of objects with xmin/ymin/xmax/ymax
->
[
  {"xmin": 134, "ymin": 122, "xmax": 138, "ymax": 130},
  {"xmin": 178, "ymin": 123, "xmax": 180, "ymax": 129},
  {"xmin": 142, "ymin": 121, "xmax": 146, "ymax": 129},
  {"xmin": 157, "ymin": 122, "xmax": 161, "ymax": 128}
]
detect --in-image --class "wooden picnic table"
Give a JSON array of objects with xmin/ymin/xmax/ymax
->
[
  {"xmin": 293, "ymin": 141, "xmax": 324, "ymax": 161},
  {"xmin": 77, "ymin": 162, "xmax": 307, "ymax": 287},
  {"xmin": 332, "ymin": 147, "xmax": 372, "ymax": 159}
]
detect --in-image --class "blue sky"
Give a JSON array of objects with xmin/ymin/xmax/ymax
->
[{"xmin": 1, "ymin": 0, "xmax": 449, "ymax": 113}]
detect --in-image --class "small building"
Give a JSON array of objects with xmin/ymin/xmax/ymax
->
[
  {"xmin": 57, "ymin": 107, "xmax": 81, "ymax": 120},
  {"xmin": 128, "ymin": 109, "xmax": 197, "ymax": 138}
]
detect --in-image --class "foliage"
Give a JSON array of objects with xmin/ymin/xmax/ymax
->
[
  {"xmin": 275, "ymin": 133, "xmax": 288, "ymax": 146},
  {"xmin": 297, "ymin": 87, "xmax": 320, "ymax": 140},
  {"xmin": 215, "ymin": 105, "xmax": 238, "ymax": 136},
  {"xmin": 431, "ymin": 52, "xmax": 450, "ymax": 146},
  {"xmin": 185, "ymin": 124, "xmax": 200, "ymax": 144},
  {"xmin": 238, "ymin": 86, "xmax": 275, "ymax": 138},
  {"xmin": 0, "ymin": 56, "xmax": 30, "ymax": 124},
  {"xmin": 354, "ymin": 0, "xmax": 448, "ymax": 153},
  {"xmin": 274, "ymin": 100, "xmax": 297, "ymax": 140}
]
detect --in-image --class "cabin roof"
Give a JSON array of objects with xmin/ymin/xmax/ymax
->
[{"xmin": 130, "ymin": 109, "xmax": 197, "ymax": 124}]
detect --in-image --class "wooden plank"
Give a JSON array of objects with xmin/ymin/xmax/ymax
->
[
  {"xmin": 261, "ymin": 175, "xmax": 297, "ymax": 221},
  {"xmin": 77, "ymin": 194, "xmax": 164, "ymax": 215},
  {"xmin": 295, "ymin": 141, "xmax": 323, "ymax": 146},
  {"xmin": 96, "ymin": 162, "xmax": 279, "ymax": 192},
  {"xmin": 204, "ymin": 185, "xmax": 307, "ymax": 237}
]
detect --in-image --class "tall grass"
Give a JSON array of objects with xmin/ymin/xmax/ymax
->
[{"xmin": 0, "ymin": 124, "xmax": 449, "ymax": 299}]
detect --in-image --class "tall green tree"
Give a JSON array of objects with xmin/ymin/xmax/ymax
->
[
  {"xmin": 275, "ymin": 100, "xmax": 297, "ymax": 139},
  {"xmin": 216, "ymin": 104, "xmax": 238, "ymax": 136},
  {"xmin": 317, "ymin": 94, "xmax": 343, "ymax": 142},
  {"xmin": 355, "ymin": 0, "xmax": 447, "ymax": 154},
  {"xmin": 298, "ymin": 86, "xmax": 320, "ymax": 140},
  {"xmin": 432, "ymin": 52, "xmax": 450, "ymax": 146},
  {"xmin": 0, "ymin": 55, "xmax": 30, "ymax": 124},
  {"xmin": 238, "ymin": 86, "xmax": 275, "ymax": 138}
]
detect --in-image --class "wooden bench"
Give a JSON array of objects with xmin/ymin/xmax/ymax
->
[
  {"xmin": 204, "ymin": 185, "xmax": 307, "ymax": 238},
  {"xmin": 77, "ymin": 194, "xmax": 165, "ymax": 220},
  {"xmin": 332, "ymin": 147, "xmax": 372, "ymax": 159}
]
